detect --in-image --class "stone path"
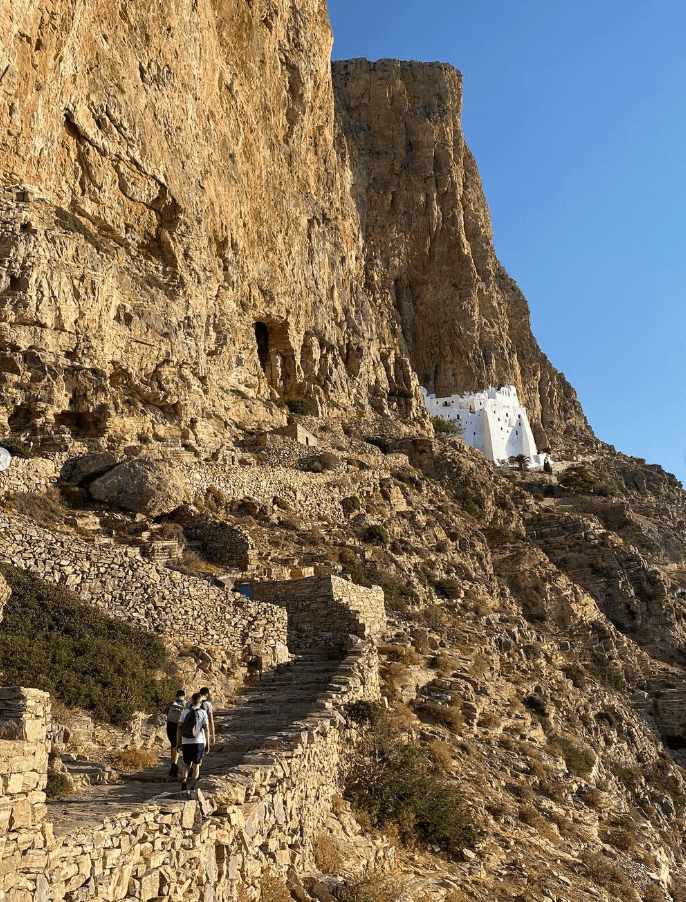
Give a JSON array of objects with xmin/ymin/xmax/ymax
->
[{"xmin": 47, "ymin": 650, "xmax": 343, "ymax": 838}]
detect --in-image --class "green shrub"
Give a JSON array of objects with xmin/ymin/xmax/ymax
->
[
  {"xmin": 434, "ymin": 578, "xmax": 461, "ymax": 600},
  {"xmin": 314, "ymin": 331, "xmax": 336, "ymax": 352},
  {"xmin": 363, "ymin": 524, "xmax": 388, "ymax": 545},
  {"xmin": 548, "ymin": 733, "xmax": 596, "ymax": 776},
  {"xmin": 380, "ymin": 575, "xmax": 416, "ymax": 613},
  {"xmin": 343, "ymin": 562, "xmax": 416, "ymax": 613},
  {"xmin": 346, "ymin": 700, "xmax": 387, "ymax": 728},
  {"xmin": 462, "ymin": 498, "xmax": 481, "ymax": 519},
  {"xmin": 46, "ymin": 770, "xmax": 72, "ymax": 799},
  {"xmin": 0, "ymin": 438, "xmax": 33, "ymax": 459},
  {"xmin": 0, "ymin": 564, "xmax": 177, "ymax": 726},
  {"xmin": 345, "ymin": 714, "xmax": 481, "ymax": 853},
  {"xmin": 286, "ymin": 398, "xmax": 317, "ymax": 416},
  {"xmin": 559, "ymin": 465, "xmax": 614, "ymax": 496},
  {"xmin": 341, "ymin": 495, "xmax": 361, "ymax": 515},
  {"xmin": 431, "ymin": 416, "xmax": 458, "ymax": 436},
  {"xmin": 55, "ymin": 206, "xmax": 106, "ymax": 253}
]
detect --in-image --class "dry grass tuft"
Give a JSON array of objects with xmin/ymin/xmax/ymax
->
[
  {"xmin": 443, "ymin": 889, "xmax": 469, "ymax": 902},
  {"xmin": 5, "ymin": 488, "xmax": 70, "ymax": 528},
  {"xmin": 433, "ymin": 705, "xmax": 465, "ymax": 732},
  {"xmin": 314, "ymin": 833, "xmax": 344, "ymax": 873},
  {"xmin": 641, "ymin": 884, "xmax": 666, "ymax": 902},
  {"xmin": 341, "ymin": 874, "xmax": 405, "ymax": 902},
  {"xmin": 434, "ymin": 651, "xmax": 457, "ymax": 674},
  {"xmin": 259, "ymin": 869, "xmax": 291, "ymax": 902},
  {"xmin": 580, "ymin": 851, "xmax": 640, "ymax": 901},
  {"xmin": 426, "ymin": 738, "xmax": 453, "ymax": 770},
  {"xmin": 110, "ymin": 748, "xmax": 159, "ymax": 771},
  {"xmin": 378, "ymin": 643, "xmax": 423, "ymax": 666},
  {"xmin": 517, "ymin": 804, "xmax": 559, "ymax": 841}
]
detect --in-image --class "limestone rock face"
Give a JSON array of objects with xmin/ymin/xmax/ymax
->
[
  {"xmin": 89, "ymin": 458, "xmax": 188, "ymax": 517},
  {"xmin": 0, "ymin": 0, "xmax": 422, "ymax": 451},
  {"xmin": 332, "ymin": 59, "xmax": 590, "ymax": 449},
  {"xmin": 0, "ymin": 5, "xmax": 592, "ymax": 453}
]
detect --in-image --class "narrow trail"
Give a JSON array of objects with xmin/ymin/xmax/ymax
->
[{"xmin": 47, "ymin": 650, "xmax": 343, "ymax": 838}]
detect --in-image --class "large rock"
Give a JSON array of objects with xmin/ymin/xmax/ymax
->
[
  {"xmin": 89, "ymin": 458, "xmax": 188, "ymax": 517},
  {"xmin": 62, "ymin": 451, "xmax": 121, "ymax": 486}
]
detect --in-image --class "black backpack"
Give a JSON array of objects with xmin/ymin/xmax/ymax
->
[{"xmin": 182, "ymin": 706, "xmax": 202, "ymax": 740}]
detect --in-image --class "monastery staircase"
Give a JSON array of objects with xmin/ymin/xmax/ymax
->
[{"xmin": 50, "ymin": 649, "xmax": 344, "ymax": 837}]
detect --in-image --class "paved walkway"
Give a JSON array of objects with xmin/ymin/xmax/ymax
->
[{"xmin": 47, "ymin": 651, "xmax": 343, "ymax": 837}]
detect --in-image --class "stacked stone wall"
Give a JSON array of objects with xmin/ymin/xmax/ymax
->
[
  {"xmin": 0, "ymin": 457, "xmax": 60, "ymax": 497},
  {"xmin": 2, "ymin": 642, "xmax": 380, "ymax": 902},
  {"xmin": 252, "ymin": 575, "xmax": 386, "ymax": 648},
  {"xmin": 0, "ymin": 512, "xmax": 287, "ymax": 658},
  {"xmin": 0, "ymin": 688, "xmax": 51, "ymax": 902},
  {"xmin": 177, "ymin": 512, "xmax": 255, "ymax": 572}
]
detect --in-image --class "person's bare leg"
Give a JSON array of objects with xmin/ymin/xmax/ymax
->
[{"xmin": 190, "ymin": 762, "xmax": 201, "ymax": 788}]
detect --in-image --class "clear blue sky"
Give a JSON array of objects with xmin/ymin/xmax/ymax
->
[{"xmin": 328, "ymin": 0, "xmax": 686, "ymax": 485}]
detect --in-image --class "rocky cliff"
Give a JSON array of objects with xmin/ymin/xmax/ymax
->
[
  {"xmin": 1, "ymin": 0, "xmax": 590, "ymax": 453},
  {"xmin": 332, "ymin": 58, "xmax": 589, "ymax": 450},
  {"xmin": 0, "ymin": 0, "xmax": 418, "ymax": 452}
]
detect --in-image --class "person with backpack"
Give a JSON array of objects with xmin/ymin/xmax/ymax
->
[
  {"xmin": 176, "ymin": 691, "xmax": 210, "ymax": 791},
  {"xmin": 198, "ymin": 686, "xmax": 216, "ymax": 746},
  {"xmin": 165, "ymin": 689, "xmax": 186, "ymax": 778}
]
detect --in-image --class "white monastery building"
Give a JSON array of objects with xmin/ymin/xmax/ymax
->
[{"xmin": 421, "ymin": 385, "xmax": 549, "ymax": 468}]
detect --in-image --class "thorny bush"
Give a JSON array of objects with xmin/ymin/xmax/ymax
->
[{"xmin": 344, "ymin": 701, "xmax": 480, "ymax": 854}]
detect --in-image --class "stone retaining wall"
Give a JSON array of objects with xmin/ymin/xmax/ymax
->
[
  {"xmin": 2, "ymin": 641, "xmax": 380, "ymax": 902},
  {"xmin": 0, "ymin": 688, "xmax": 51, "ymax": 902},
  {"xmin": 252, "ymin": 575, "xmax": 386, "ymax": 648},
  {"xmin": 0, "ymin": 457, "xmax": 60, "ymax": 497},
  {"xmin": 0, "ymin": 512, "xmax": 288, "ymax": 662},
  {"xmin": 177, "ymin": 512, "xmax": 255, "ymax": 572}
]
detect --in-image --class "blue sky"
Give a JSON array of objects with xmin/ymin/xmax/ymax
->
[{"xmin": 328, "ymin": 0, "xmax": 686, "ymax": 485}]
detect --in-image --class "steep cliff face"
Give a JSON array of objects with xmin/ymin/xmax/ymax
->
[
  {"xmin": 332, "ymin": 58, "xmax": 590, "ymax": 449},
  {"xmin": 0, "ymin": 3, "xmax": 589, "ymax": 452},
  {"xmin": 0, "ymin": 0, "xmax": 420, "ymax": 449}
]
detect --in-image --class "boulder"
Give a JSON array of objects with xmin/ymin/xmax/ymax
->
[
  {"xmin": 62, "ymin": 451, "xmax": 121, "ymax": 486},
  {"xmin": 89, "ymin": 458, "xmax": 188, "ymax": 517}
]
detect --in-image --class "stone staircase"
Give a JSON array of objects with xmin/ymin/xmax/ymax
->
[
  {"xmin": 204, "ymin": 650, "xmax": 344, "ymax": 774},
  {"xmin": 49, "ymin": 650, "xmax": 344, "ymax": 836}
]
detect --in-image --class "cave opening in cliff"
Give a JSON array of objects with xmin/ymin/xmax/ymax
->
[
  {"xmin": 54, "ymin": 408, "xmax": 108, "ymax": 438},
  {"xmin": 8, "ymin": 404, "xmax": 34, "ymax": 432},
  {"xmin": 254, "ymin": 322, "xmax": 269, "ymax": 373}
]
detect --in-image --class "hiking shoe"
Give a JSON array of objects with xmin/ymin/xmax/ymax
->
[{"xmin": 181, "ymin": 781, "xmax": 187, "ymax": 791}]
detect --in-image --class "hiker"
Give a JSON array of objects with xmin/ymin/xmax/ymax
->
[
  {"xmin": 198, "ymin": 686, "xmax": 216, "ymax": 745},
  {"xmin": 165, "ymin": 689, "xmax": 186, "ymax": 778},
  {"xmin": 183, "ymin": 685, "xmax": 216, "ymax": 744},
  {"xmin": 176, "ymin": 691, "xmax": 210, "ymax": 791}
]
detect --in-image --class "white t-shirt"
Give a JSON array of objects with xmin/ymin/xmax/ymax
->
[{"xmin": 178, "ymin": 705, "xmax": 209, "ymax": 746}]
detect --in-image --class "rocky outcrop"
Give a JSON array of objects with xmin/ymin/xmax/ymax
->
[
  {"xmin": 332, "ymin": 59, "xmax": 591, "ymax": 449},
  {"xmin": 89, "ymin": 457, "xmax": 188, "ymax": 516}
]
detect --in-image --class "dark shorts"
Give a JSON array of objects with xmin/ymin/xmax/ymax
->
[
  {"xmin": 166, "ymin": 722, "xmax": 179, "ymax": 748},
  {"xmin": 181, "ymin": 743, "xmax": 205, "ymax": 765}
]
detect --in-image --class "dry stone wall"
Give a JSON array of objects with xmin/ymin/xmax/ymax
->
[
  {"xmin": 1, "ymin": 642, "xmax": 380, "ymax": 902},
  {"xmin": 0, "ymin": 511, "xmax": 288, "ymax": 660},
  {"xmin": 0, "ymin": 688, "xmax": 51, "ymax": 902},
  {"xmin": 0, "ymin": 457, "xmax": 60, "ymax": 496},
  {"xmin": 252, "ymin": 575, "xmax": 386, "ymax": 648}
]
